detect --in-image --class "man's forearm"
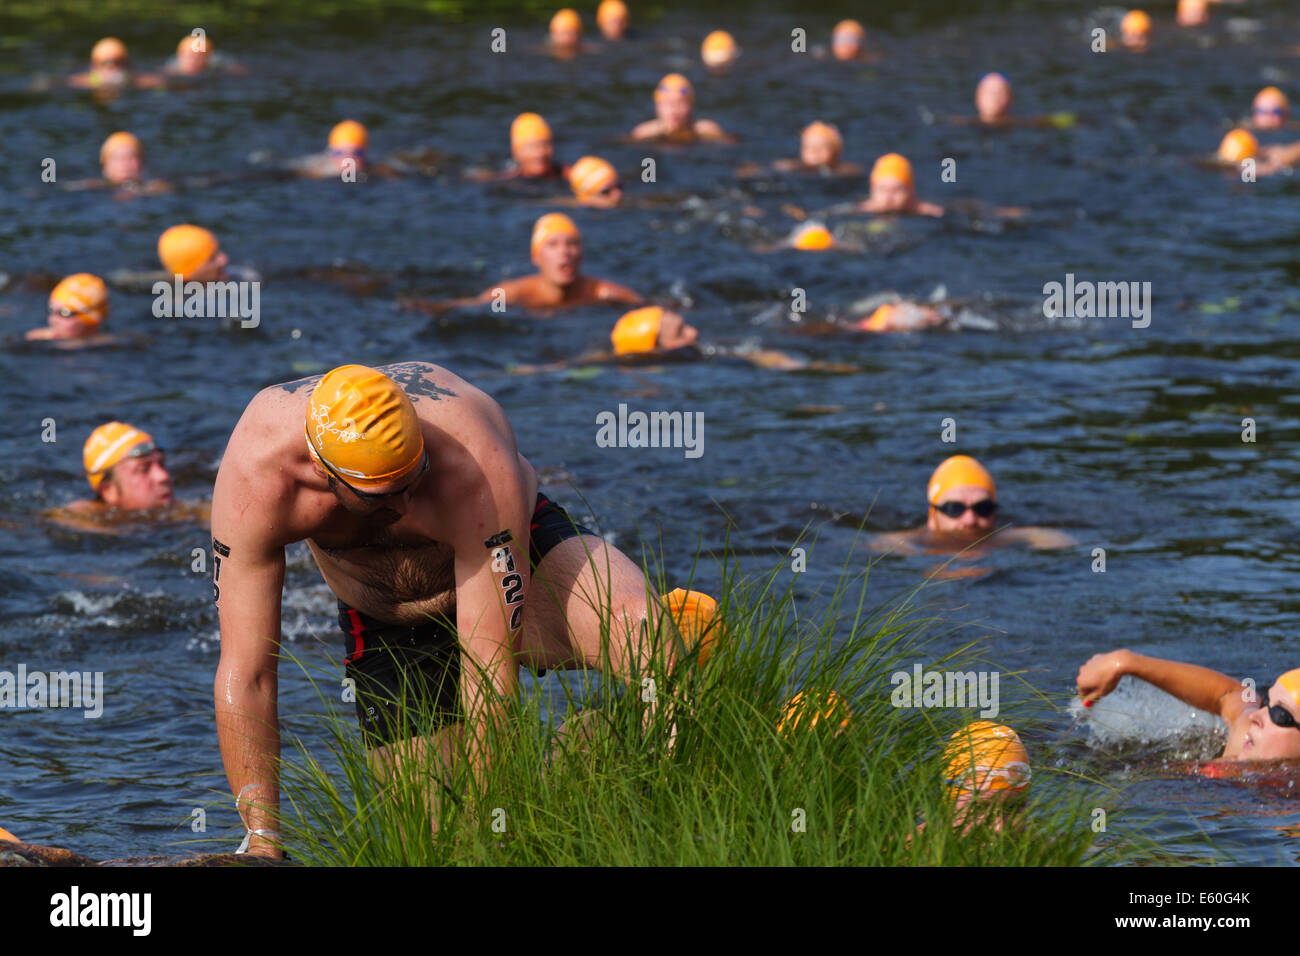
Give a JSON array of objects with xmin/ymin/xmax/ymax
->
[{"xmin": 215, "ymin": 669, "xmax": 281, "ymax": 841}]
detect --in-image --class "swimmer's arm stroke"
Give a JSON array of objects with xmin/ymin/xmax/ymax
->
[
  {"xmin": 1077, "ymin": 650, "xmax": 1248, "ymax": 720},
  {"xmin": 210, "ymin": 421, "xmax": 291, "ymax": 858},
  {"xmin": 451, "ymin": 453, "xmax": 531, "ymax": 780}
]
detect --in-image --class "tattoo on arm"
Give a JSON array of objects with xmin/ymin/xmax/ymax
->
[
  {"xmin": 380, "ymin": 362, "xmax": 458, "ymax": 401},
  {"xmin": 487, "ymin": 533, "xmax": 524, "ymax": 631},
  {"xmin": 213, "ymin": 538, "xmax": 231, "ymax": 604}
]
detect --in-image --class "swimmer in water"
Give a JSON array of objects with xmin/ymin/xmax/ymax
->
[
  {"xmin": 162, "ymin": 33, "xmax": 246, "ymax": 78},
  {"xmin": 288, "ymin": 121, "xmax": 387, "ymax": 180},
  {"xmin": 761, "ymin": 122, "xmax": 863, "ymax": 176},
  {"xmin": 158, "ymin": 224, "xmax": 230, "ymax": 281},
  {"xmin": 596, "ymin": 0, "xmax": 629, "ymax": 40},
  {"xmin": 549, "ymin": 8, "xmax": 583, "ymax": 58},
  {"xmin": 701, "ymin": 30, "xmax": 738, "ymax": 73},
  {"xmin": 511, "ymin": 306, "xmax": 856, "ymax": 374},
  {"xmin": 468, "ymin": 113, "xmax": 566, "ymax": 182},
  {"xmin": 1176, "ymin": 0, "xmax": 1209, "ymax": 27},
  {"xmin": 829, "ymin": 20, "xmax": 867, "ymax": 62},
  {"xmin": 1077, "ymin": 653, "xmax": 1300, "ymax": 762},
  {"xmin": 26, "ymin": 273, "xmax": 111, "ymax": 342},
  {"xmin": 858, "ymin": 153, "xmax": 943, "ymax": 217},
  {"xmin": 399, "ymin": 213, "xmax": 642, "ymax": 315},
  {"xmin": 940, "ymin": 722, "xmax": 1030, "ymax": 834},
  {"xmin": 67, "ymin": 38, "xmax": 163, "ymax": 91},
  {"xmin": 211, "ymin": 361, "xmax": 716, "ymax": 854},
  {"xmin": 630, "ymin": 74, "xmax": 734, "ymax": 143},
  {"xmin": 974, "ymin": 72, "xmax": 1013, "ymax": 125},
  {"xmin": 568, "ymin": 156, "xmax": 623, "ymax": 207},
  {"xmin": 1212, "ymin": 128, "xmax": 1295, "ymax": 175},
  {"xmin": 870, "ymin": 454, "xmax": 1076, "ymax": 557},
  {"xmin": 1120, "ymin": 10, "xmax": 1151, "ymax": 52},
  {"xmin": 1249, "ymin": 87, "xmax": 1290, "ymax": 131},
  {"xmin": 64, "ymin": 132, "xmax": 172, "ymax": 195},
  {"xmin": 852, "ymin": 301, "xmax": 946, "ymax": 333}
]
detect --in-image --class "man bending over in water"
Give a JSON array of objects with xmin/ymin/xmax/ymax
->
[
  {"xmin": 399, "ymin": 213, "xmax": 642, "ymax": 315},
  {"xmin": 212, "ymin": 362, "xmax": 705, "ymax": 855},
  {"xmin": 1078, "ymin": 652, "xmax": 1300, "ymax": 762}
]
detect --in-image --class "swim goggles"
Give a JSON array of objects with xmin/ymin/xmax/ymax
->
[{"xmin": 933, "ymin": 499, "xmax": 998, "ymax": 519}]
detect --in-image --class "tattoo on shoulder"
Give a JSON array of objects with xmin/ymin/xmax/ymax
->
[
  {"xmin": 484, "ymin": 530, "xmax": 513, "ymax": 548},
  {"xmin": 381, "ymin": 362, "xmax": 457, "ymax": 401},
  {"xmin": 272, "ymin": 374, "xmax": 323, "ymax": 395}
]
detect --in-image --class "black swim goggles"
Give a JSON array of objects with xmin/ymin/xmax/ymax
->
[
  {"xmin": 933, "ymin": 499, "xmax": 998, "ymax": 519},
  {"xmin": 1258, "ymin": 687, "xmax": 1300, "ymax": 732},
  {"xmin": 313, "ymin": 443, "xmax": 429, "ymax": 502}
]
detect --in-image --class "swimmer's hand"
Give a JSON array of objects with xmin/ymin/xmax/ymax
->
[{"xmin": 1076, "ymin": 650, "xmax": 1130, "ymax": 705}]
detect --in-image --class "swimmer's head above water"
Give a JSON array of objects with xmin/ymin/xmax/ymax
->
[
  {"xmin": 175, "ymin": 34, "xmax": 212, "ymax": 74},
  {"xmin": 89, "ymin": 37, "xmax": 130, "ymax": 79},
  {"xmin": 328, "ymin": 120, "xmax": 369, "ymax": 172},
  {"xmin": 653, "ymin": 73, "xmax": 695, "ymax": 135},
  {"xmin": 100, "ymin": 131, "xmax": 144, "ymax": 184},
  {"xmin": 549, "ymin": 8, "xmax": 582, "ymax": 52},
  {"xmin": 305, "ymin": 365, "xmax": 429, "ymax": 520},
  {"xmin": 831, "ymin": 20, "xmax": 865, "ymax": 61},
  {"xmin": 611, "ymin": 306, "xmax": 698, "ymax": 355},
  {"xmin": 701, "ymin": 30, "xmax": 738, "ymax": 71},
  {"xmin": 791, "ymin": 222, "xmax": 836, "ymax": 251},
  {"xmin": 511, "ymin": 112, "xmax": 557, "ymax": 178},
  {"xmin": 1176, "ymin": 0, "xmax": 1209, "ymax": 28},
  {"xmin": 943, "ymin": 722, "xmax": 1030, "ymax": 827},
  {"xmin": 569, "ymin": 156, "xmax": 622, "ymax": 207},
  {"xmin": 868, "ymin": 152, "xmax": 916, "ymax": 212},
  {"xmin": 38, "ymin": 273, "xmax": 109, "ymax": 340},
  {"xmin": 531, "ymin": 212, "xmax": 582, "ymax": 285},
  {"xmin": 1218, "ymin": 128, "xmax": 1258, "ymax": 164},
  {"xmin": 975, "ymin": 72, "xmax": 1013, "ymax": 124},
  {"xmin": 1253, "ymin": 87, "xmax": 1289, "ymax": 130},
  {"xmin": 596, "ymin": 0, "xmax": 629, "ymax": 40},
  {"xmin": 926, "ymin": 455, "xmax": 998, "ymax": 538},
  {"xmin": 158, "ymin": 224, "xmax": 229, "ymax": 281},
  {"xmin": 801, "ymin": 121, "xmax": 843, "ymax": 168},
  {"xmin": 84, "ymin": 422, "xmax": 173, "ymax": 509},
  {"xmin": 1121, "ymin": 10, "xmax": 1151, "ymax": 51}
]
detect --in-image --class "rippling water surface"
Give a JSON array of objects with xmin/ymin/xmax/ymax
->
[{"xmin": 3, "ymin": 0, "xmax": 1300, "ymax": 862}]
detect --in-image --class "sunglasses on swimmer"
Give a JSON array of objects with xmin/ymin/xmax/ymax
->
[
  {"xmin": 1259, "ymin": 687, "xmax": 1300, "ymax": 732},
  {"xmin": 319, "ymin": 447, "xmax": 429, "ymax": 502},
  {"xmin": 933, "ymin": 499, "xmax": 998, "ymax": 519}
]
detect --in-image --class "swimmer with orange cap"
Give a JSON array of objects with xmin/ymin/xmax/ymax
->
[
  {"xmin": 631, "ymin": 74, "xmax": 733, "ymax": 143},
  {"xmin": 44, "ymin": 422, "xmax": 180, "ymax": 532},
  {"xmin": 567, "ymin": 156, "xmax": 623, "ymax": 207},
  {"xmin": 1176, "ymin": 0, "xmax": 1209, "ymax": 27},
  {"xmin": 1250, "ymin": 87, "xmax": 1291, "ymax": 131},
  {"xmin": 26, "ymin": 273, "xmax": 112, "ymax": 343},
  {"xmin": 289, "ymin": 120, "xmax": 390, "ymax": 180},
  {"xmin": 871, "ymin": 455, "xmax": 1074, "ymax": 557},
  {"xmin": 701, "ymin": 30, "xmax": 738, "ymax": 72},
  {"xmin": 828, "ymin": 19, "xmax": 867, "ymax": 62},
  {"xmin": 941, "ymin": 722, "xmax": 1030, "ymax": 833},
  {"xmin": 401, "ymin": 212, "xmax": 641, "ymax": 315},
  {"xmin": 596, "ymin": 0, "xmax": 630, "ymax": 40},
  {"xmin": 549, "ymin": 8, "xmax": 583, "ymax": 57},
  {"xmin": 1211, "ymin": 128, "xmax": 1295, "ymax": 175},
  {"xmin": 469, "ymin": 112, "xmax": 568, "ymax": 182},
  {"xmin": 763, "ymin": 121, "xmax": 863, "ymax": 177},
  {"xmin": 212, "ymin": 360, "xmax": 714, "ymax": 853},
  {"xmin": 64, "ymin": 131, "xmax": 172, "ymax": 196},
  {"xmin": 859, "ymin": 153, "xmax": 943, "ymax": 217},
  {"xmin": 1078, "ymin": 653, "xmax": 1300, "ymax": 762},
  {"xmin": 1120, "ymin": 10, "xmax": 1151, "ymax": 52},
  {"xmin": 67, "ymin": 38, "xmax": 163, "ymax": 91},
  {"xmin": 852, "ymin": 300, "xmax": 945, "ymax": 333},
  {"xmin": 162, "ymin": 34, "xmax": 246, "ymax": 79},
  {"xmin": 158, "ymin": 224, "xmax": 230, "ymax": 282}
]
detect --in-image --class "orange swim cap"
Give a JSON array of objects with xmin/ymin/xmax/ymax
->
[
  {"xmin": 84, "ymin": 422, "xmax": 155, "ymax": 492},
  {"xmin": 833, "ymin": 19, "xmax": 865, "ymax": 40},
  {"xmin": 664, "ymin": 587, "xmax": 720, "ymax": 664},
  {"xmin": 655, "ymin": 73, "xmax": 694, "ymax": 101},
  {"xmin": 306, "ymin": 366, "xmax": 426, "ymax": 489},
  {"xmin": 50, "ymin": 273, "xmax": 109, "ymax": 328},
  {"xmin": 778, "ymin": 690, "xmax": 853, "ymax": 734},
  {"xmin": 803, "ymin": 120, "xmax": 843, "ymax": 151},
  {"xmin": 611, "ymin": 305, "xmax": 664, "ymax": 355},
  {"xmin": 943, "ymin": 721, "xmax": 1031, "ymax": 796},
  {"xmin": 0, "ymin": 825, "xmax": 18, "ymax": 842},
  {"xmin": 1254, "ymin": 86, "xmax": 1289, "ymax": 112},
  {"xmin": 701, "ymin": 30, "xmax": 738, "ymax": 68},
  {"xmin": 597, "ymin": 0, "xmax": 628, "ymax": 27},
  {"xmin": 329, "ymin": 120, "xmax": 369, "ymax": 151},
  {"xmin": 1218, "ymin": 128, "xmax": 1258, "ymax": 163},
  {"xmin": 550, "ymin": 8, "xmax": 582, "ymax": 36},
  {"xmin": 859, "ymin": 303, "xmax": 897, "ymax": 332},
  {"xmin": 100, "ymin": 131, "xmax": 143, "ymax": 166},
  {"xmin": 158, "ymin": 224, "xmax": 220, "ymax": 280},
  {"xmin": 927, "ymin": 454, "xmax": 996, "ymax": 505},
  {"xmin": 568, "ymin": 155, "xmax": 619, "ymax": 201},
  {"xmin": 792, "ymin": 222, "xmax": 835, "ymax": 251},
  {"xmin": 870, "ymin": 152, "xmax": 914, "ymax": 187},
  {"xmin": 530, "ymin": 212, "xmax": 580, "ymax": 256},
  {"xmin": 1121, "ymin": 10, "xmax": 1151, "ymax": 37},
  {"xmin": 1276, "ymin": 670, "xmax": 1300, "ymax": 707},
  {"xmin": 511, "ymin": 112, "xmax": 553, "ymax": 149},
  {"xmin": 92, "ymin": 37, "xmax": 128, "ymax": 65}
]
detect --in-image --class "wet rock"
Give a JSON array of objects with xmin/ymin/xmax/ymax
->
[{"xmin": 0, "ymin": 842, "xmax": 98, "ymax": 867}]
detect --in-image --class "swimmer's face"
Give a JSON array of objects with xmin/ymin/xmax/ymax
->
[
  {"xmin": 1177, "ymin": 0, "xmax": 1208, "ymax": 27},
  {"xmin": 101, "ymin": 449, "xmax": 173, "ymax": 510},
  {"xmin": 1254, "ymin": 93, "xmax": 1288, "ymax": 130},
  {"xmin": 1122, "ymin": 29, "xmax": 1149, "ymax": 52},
  {"xmin": 975, "ymin": 75, "xmax": 1013, "ymax": 122},
  {"xmin": 188, "ymin": 248, "xmax": 230, "ymax": 282},
  {"xmin": 581, "ymin": 179, "xmax": 623, "ymax": 208},
  {"xmin": 870, "ymin": 175, "xmax": 915, "ymax": 213},
  {"xmin": 598, "ymin": 13, "xmax": 627, "ymax": 40},
  {"xmin": 514, "ymin": 138, "xmax": 555, "ymax": 178},
  {"xmin": 551, "ymin": 26, "xmax": 580, "ymax": 50},
  {"xmin": 177, "ymin": 46, "xmax": 209, "ymax": 74},
  {"xmin": 533, "ymin": 232, "xmax": 581, "ymax": 284},
  {"xmin": 331, "ymin": 148, "xmax": 367, "ymax": 175},
  {"xmin": 1243, "ymin": 684, "xmax": 1300, "ymax": 760},
  {"xmin": 46, "ymin": 304, "xmax": 100, "ymax": 339},
  {"xmin": 831, "ymin": 33, "xmax": 862, "ymax": 61},
  {"xmin": 657, "ymin": 311, "xmax": 698, "ymax": 350},
  {"xmin": 927, "ymin": 484, "xmax": 998, "ymax": 537},
  {"xmin": 801, "ymin": 133, "xmax": 840, "ymax": 168},
  {"xmin": 103, "ymin": 143, "xmax": 143, "ymax": 184},
  {"xmin": 655, "ymin": 91, "xmax": 694, "ymax": 132}
]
